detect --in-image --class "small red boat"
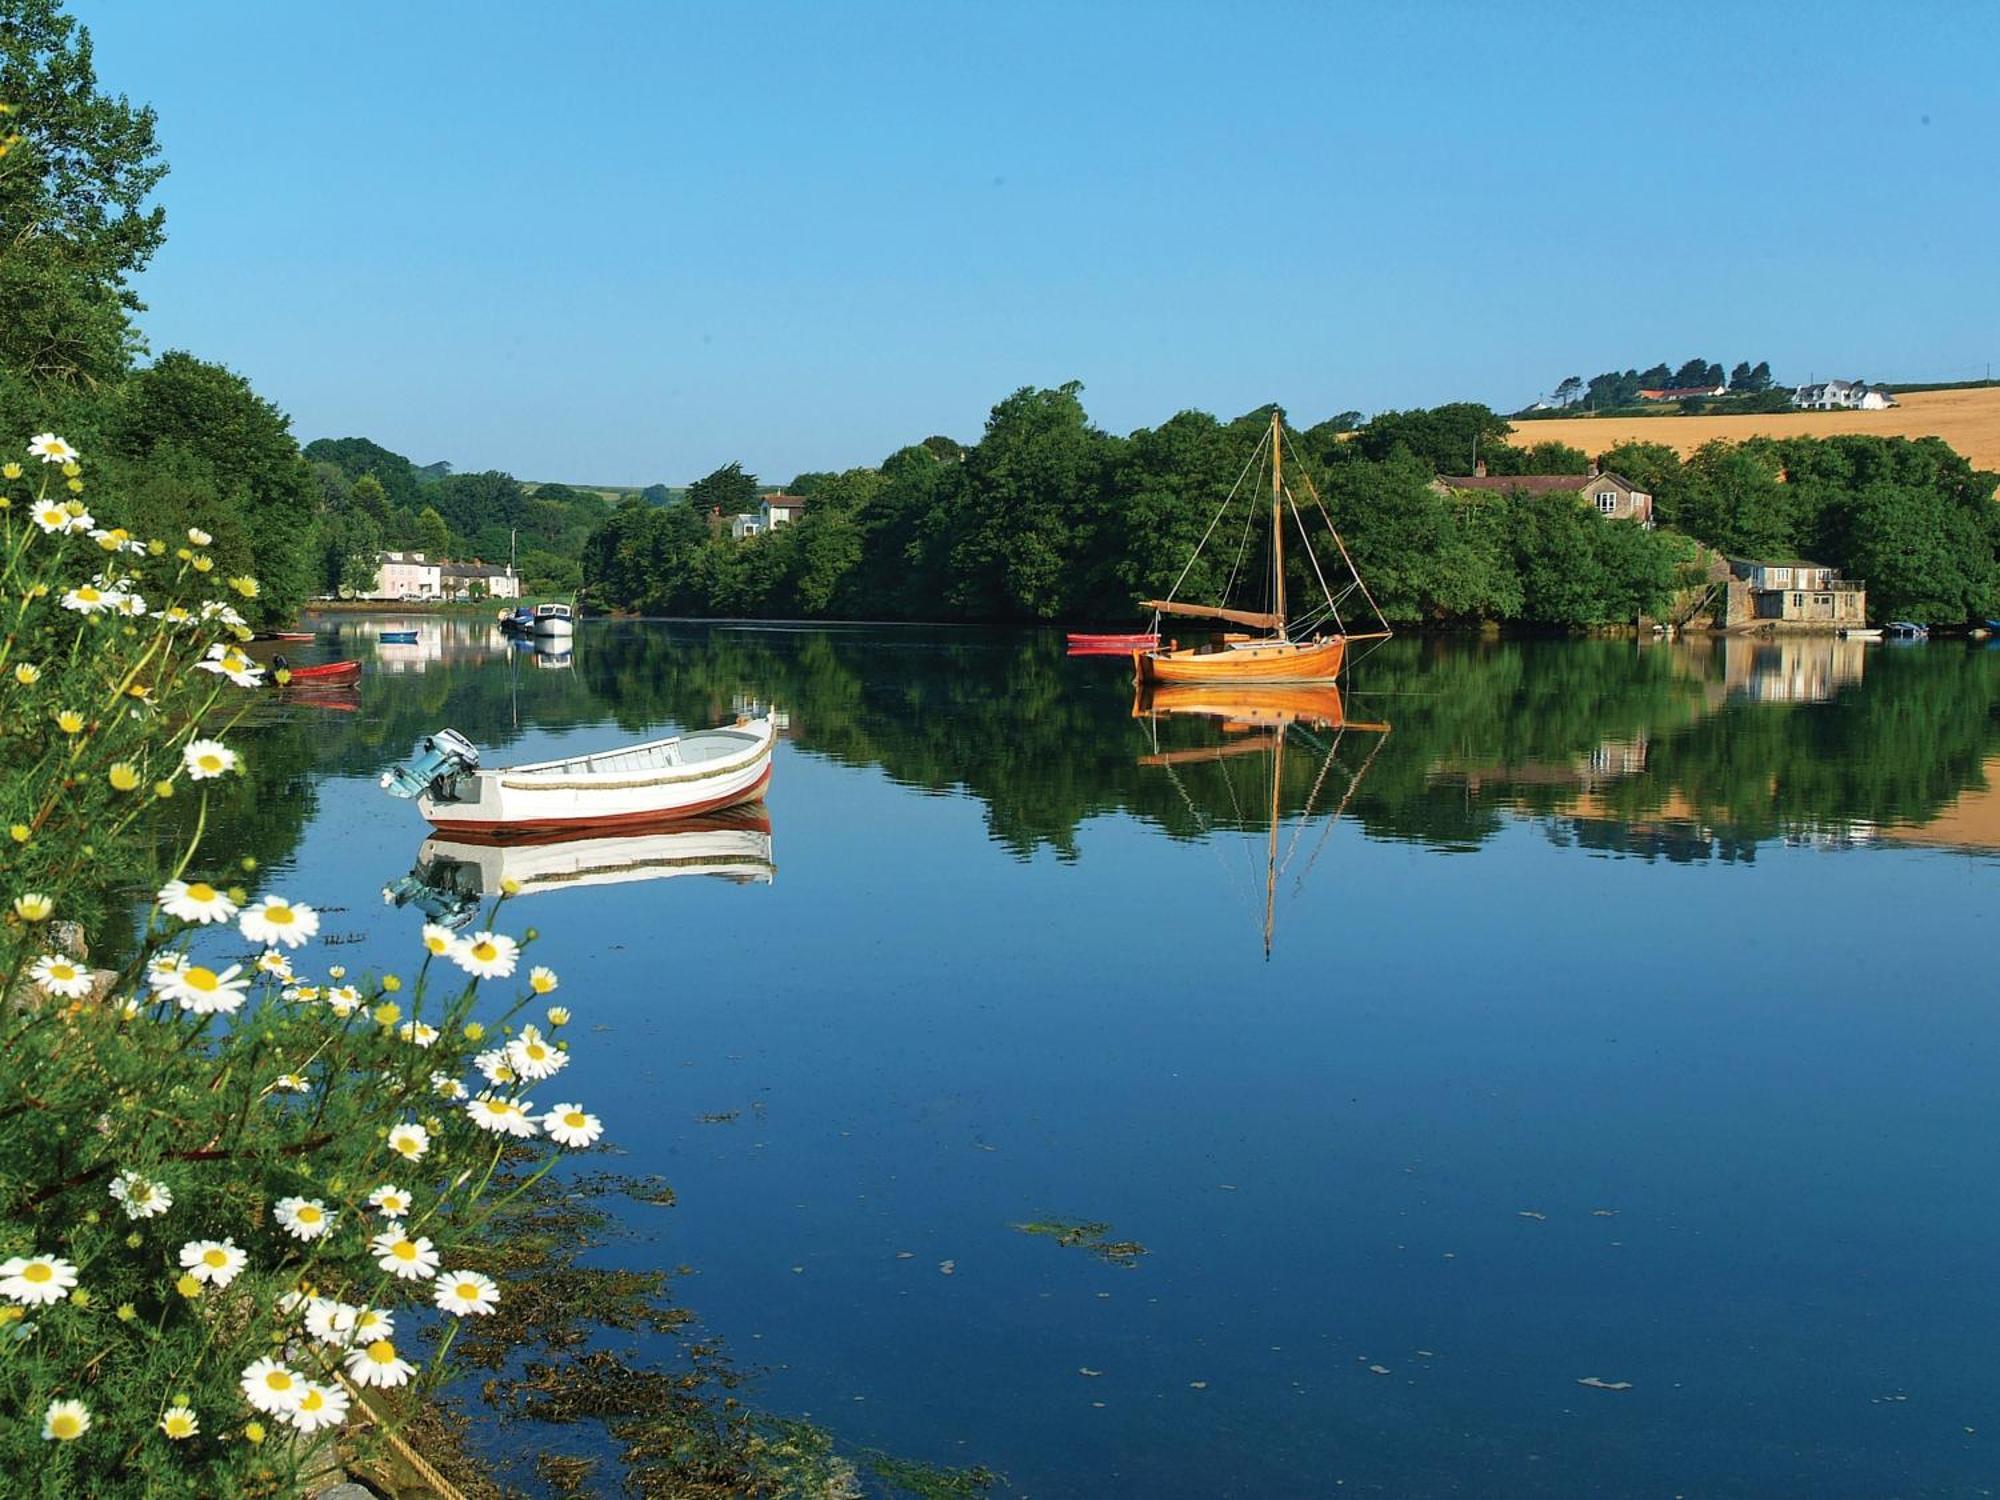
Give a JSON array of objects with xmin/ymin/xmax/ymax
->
[
  {"xmin": 1066, "ymin": 632, "xmax": 1159, "ymax": 651},
  {"xmin": 278, "ymin": 659, "xmax": 362, "ymax": 687}
]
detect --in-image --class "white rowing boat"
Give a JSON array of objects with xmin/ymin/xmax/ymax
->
[{"xmin": 380, "ymin": 717, "xmax": 774, "ymax": 839}]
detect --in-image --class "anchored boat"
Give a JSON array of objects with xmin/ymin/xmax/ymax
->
[
  {"xmin": 380, "ymin": 717, "xmax": 775, "ymax": 839},
  {"xmin": 274, "ymin": 658, "xmax": 361, "ymax": 687},
  {"xmin": 1135, "ymin": 409, "xmax": 1390, "ymax": 686}
]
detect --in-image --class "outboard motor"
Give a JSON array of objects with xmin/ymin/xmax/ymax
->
[{"xmin": 379, "ymin": 729, "xmax": 481, "ymax": 801}]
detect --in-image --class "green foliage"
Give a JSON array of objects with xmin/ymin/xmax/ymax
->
[
  {"xmin": 0, "ymin": 1, "xmax": 167, "ymax": 390},
  {"xmin": 686, "ymin": 461, "xmax": 758, "ymax": 518},
  {"xmin": 0, "ymin": 432, "xmax": 618, "ymax": 1494},
  {"xmin": 300, "ymin": 437, "xmax": 425, "ymax": 510},
  {"xmin": 1351, "ymin": 402, "xmax": 1512, "ymax": 472}
]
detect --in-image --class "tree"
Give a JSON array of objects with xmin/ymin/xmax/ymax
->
[
  {"xmin": 349, "ymin": 472, "xmax": 389, "ymax": 524},
  {"xmin": 301, "ymin": 437, "xmax": 424, "ymax": 508},
  {"xmin": 1353, "ymin": 403, "xmax": 1513, "ymax": 473},
  {"xmin": 0, "ymin": 0, "xmax": 168, "ymax": 389},
  {"xmin": 1554, "ymin": 376, "xmax": 1584, "ymax": 407},
  {"xmin": 687, "ymin": 461, "xmax": 758, "ymax": 517},
  {"xmin": 1728, "ymin": 361, "xmax": 1753, "ymax": 392},
  {"xmin": 413, "ymin": 504, "xmax": 451, "ymax": 558}
]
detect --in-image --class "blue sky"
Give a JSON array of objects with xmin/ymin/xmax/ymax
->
[{"xmin": 80, "ymin": 1, "xmax": 1999, "ymax": 485}]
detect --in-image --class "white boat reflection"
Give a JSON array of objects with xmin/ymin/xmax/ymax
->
[{"xmin": 384, "ymin": 805, "xmax": 774, "ymax": 927}]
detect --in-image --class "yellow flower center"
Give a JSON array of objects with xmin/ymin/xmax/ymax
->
[
  {"xmin": 197, "ymin": 754, "xmax": 223, "ymax": 773},
  {"xmin": 203, "ymin": 1248, "xmax": 227, "ymax": 1268},
  {"xmin": 299, "ymin": 1389, "xmax": 324, "ymax": 1413},
  {"xmin": 263, "ymin": 1371, "xmax": 293, "ymax": 1392},
  {"xmin": 23, "ymin": 1262, "xmax": 51, "ymax": 1283},
  {"xmin": 49, "ymin": 963, "xmax": 76, "ymax": 981},
  {"xmin": 77, "ymin": 587, "xmax": 99, "ymax": 602},
  {"xmin": 471, "ymin": 941, "xmax": 497, "ymax": 962},
  {"xmin": 266, "ymin": 905, "xmax": 294, "ymax": 925},
  {"xmin": 187, "ymin": 883, "xmax": 215, "ymax": 901},
  {"xmin": 50, "ymin": 1413, "xmax": 81, "ymax": 1438},
  {"xmin": 365, "ymin": 1339, "xmax": 396, "ymax": 1364},
  {"xmin": 457, "ymin": 1281, "xmax": 480, "ymax": 1299},
  {"xmin": 298, "ymin": 1205, "xmax": 322, "ymax": 1224},
  {"xmin": 184, "ymin": 967, "xmax": 219, "ymax": 992},
  {"xmin": 564, "ymin": 1111, "xmax": 586, "ymax": 1128},
  {"xmin": 165, "ymin": 1414, "xmax": 193, "ymax": 1435},
  {"xmin": 391, "ymin": 1241, "xmax": 415, "ymax": 1261}
]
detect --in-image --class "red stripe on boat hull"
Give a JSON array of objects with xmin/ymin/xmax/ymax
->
[{"xmin": 423, "ymin": 766, "xmax": 773, "ymax": 844}]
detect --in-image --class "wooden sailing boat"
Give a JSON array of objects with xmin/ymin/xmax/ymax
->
[
  {"xmin": 1133, "ymin": 681, "xmax": 1389, "ymax": 956},
  {"xmin": 1135, "ymin": 408, "xmax": 1390, "ymax": 685}
]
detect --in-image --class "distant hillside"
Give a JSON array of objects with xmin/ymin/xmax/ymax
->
[{"xmin": 1491, "ymin": 387, "xmax": 2000, "ymax": 473}]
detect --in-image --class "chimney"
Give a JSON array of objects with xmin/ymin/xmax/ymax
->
[
  {"xmin": 1473, "ymin": 458, "xmax": 1487, "ymax": 478},
  {"xmin": 1587, "ymin": 460, "xmax": 1600, "ymax": 478}
]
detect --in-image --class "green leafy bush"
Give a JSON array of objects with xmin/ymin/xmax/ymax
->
[{"xmin": 0, "ymin": 434, "xmax": 600, "ymax": 1494}]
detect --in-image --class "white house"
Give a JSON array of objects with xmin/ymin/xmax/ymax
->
[
  {"xmin": 441, "ymin": 562, "xmax": 520, "ymax": 600},
  {"xmin": 372, "ymin": 552, "xmax": 442, "ymax": 600},
  {"xmin": 1792, "ymin": 380, "xmax": 1897, "ymax": 411},
  {"xmin": 729, "ymin": 512, "xmax": 763, "ymax": 540},
  {"xmin": 760, "ymin": 493, "xmax": 807, "ymax": 529}
]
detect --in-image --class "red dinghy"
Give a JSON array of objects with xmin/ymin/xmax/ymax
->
[
  {"xmin": 1067, "ymin": 632, "xmax": 1159, "ymax": 650},
  {"xmin": 279, "ymin": 659, "xmax": 362, "ymax": 687}
]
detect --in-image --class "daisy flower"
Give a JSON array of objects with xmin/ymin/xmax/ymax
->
[
  {"xmin": 239, "ymin": 1357, "xmax": 306, "ymax": 1414},
  {"xmin": 239, "ymin": 895, "xmax": 318, "ymax": 948},
  {"xmin": 542, "ymin": 1103, "xmax": 605, "ymax": 1149},
  {"xmin": 178, "ymin": 1238, "xmax": 247, "ymax": 1288},
  {"xmin": 187, "ymin": 527, "xmax": 212, "ymax": 546},
  {"xmin": 158, "ymin": 1405, "xmax": 198, "ymax": 1440},
  {"xmin": 182, "ymin": 738, "xmax": 238, "ymax": 780},
  {"xmin": 158, "ymin": 878, "xmax": 239, "ymax": 925},
  {"xmin": 466, "ymin": 1095, "xmax": 538, "ymax": 1139},
  {"xmin": 545, "ymin": 1005, "xmax": 572, "ymax": 1027},
  {"xmin": 352, "ymin": 1305, "xmax": 395, "ymax": 1343},
  {"xmin": 273, "ymin": 1196, "xmax": 335, "ymax": 1241},
  {"xmin": 367, "ymin": 1184, "xmax": 412, "ymax": 1218},
  {"xmin": 450, "ymin": 930, "xmax": 519, "ymax": 979},
  {"xmin": 28, "ymin": 954, "xmax": 92, "ymax": 1000},
  {"xmin": 255, "ymin": 949, "xmax": 294, "ymax": 979},
  {"xmin": 157, "ymin": 604, "xmax": 194, "ymax": 628},
  {"xmin": 345, "ymin": 1337, "xmax": 416, "ymax": 1389},
  {"xmin": 303, "ymin": 1297, "xmax": 359, "ymax": 1345},
  {"xmin": 197, "ymin": 642, "xmax": 264, "ymax": 688},
  {"xmin": 506, "ymin": 1025, "xmax": 567, "ymax": 1081},
  {"xmin": 433, "ymin": 1270, "xmax": 500, "ymax": 1316},
  {"xmin": 60, "ymin": 583, "xmax": 115, "ymax": 614},
  {"xmin": 147, "ymin": 951, "xmax": 188, "ymax": 989},
  {"xmin": 386, "ymin": 1122, "xmax": 430, "ymax": 1162},
  {"xmin": 159, "ymin": 961, "xmax": 250, "ymax": 1016},
  {"xmin": 397, "ymin": 1020, "xmax": 439, "ymax": 1049},
  {"xmin": 326, "ymin": 984, "xmax": 362, "ymax": 1014},
  {"xmin": 0, "ymin": 1254, "xmax": 79, "ymax": 1306},
  {"xmin": 28, "ymin": 433, "xmax": 77, "ymax": 465},
  {"xmin": 31, "ymin": 501, "xmax": 73, "ymax": 533},
  {"xmin": 429, "ymin": 1071, "xmax": 468, "ymax": 1102},
  {"xmin": 287, "ymin": 1381, "xmax": 349, "ymax": 1433},
  {"xmin": 41, "ymin": 1399, "xmax": 89, "ymax": 1442},
  {"xmin": 420, "ymin": 923, "xmax": 455, "ymax": 957},
  {"xmin": 272, "ymin": 1072, "xmax": 309, "ymax": 1093},
  {"xmin": 110, "ymin": 1171, "xmax": 173, "ymax": 1220},
  {"xmin": 473, "ymin": 1047, "xmax": 518, "ymax": 1086},
  {"xmin": 529, "ymin": 965, "xmax": 559, "ymax": 995},
  {"xmin": 12, "ymin": 893, "xmax": 52, "ymax": 921},
  {"xmin": 369, "ymin": 1231, "xmax": 440, "ymax": 1282}
]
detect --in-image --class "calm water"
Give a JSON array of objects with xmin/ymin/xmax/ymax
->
[{"xmin": 241, "ymin": 616, "xmax": 1999, "ymax": 1497}]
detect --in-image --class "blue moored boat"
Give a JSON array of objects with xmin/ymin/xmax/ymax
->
[{"xmin": 380, "ymin": 629, "xmax": 419, "ymax": 644}]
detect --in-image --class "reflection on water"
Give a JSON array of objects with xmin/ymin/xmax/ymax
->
[
  {"xmin": 385, "ymin": 806, "xmax": 775, "ymax": 928},
  {"xmin": 223, "ymin": 616, "xmax": 2000, "ymax": 1497}
]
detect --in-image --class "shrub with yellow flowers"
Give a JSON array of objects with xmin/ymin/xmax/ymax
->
[{"xmin": 0, "ymin": 437, "xmax": 600, "ymax": 1493}]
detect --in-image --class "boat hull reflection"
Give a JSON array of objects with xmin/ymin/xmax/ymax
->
[{"xmin": 384, "ymin": 806, "xmax": 774, "ymax": 927}]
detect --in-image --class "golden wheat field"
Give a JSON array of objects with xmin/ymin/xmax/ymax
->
[{"xmin": 1509, "ymin": 386, "xmax": 2000, "ymax": 472}]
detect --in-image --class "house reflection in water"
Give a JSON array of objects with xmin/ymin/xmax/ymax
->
[{"xmin": 1720, "ymin": 636, "xmax": 1866, "ymax": 704}]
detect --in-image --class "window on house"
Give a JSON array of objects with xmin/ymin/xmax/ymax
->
[
  {"xmin": 1816, "ymin": 595, "xmax": 1831, "ymax": 606},
  {"xmin": 1792, "ymin": 593, "xmax": 1805, "ymax": 607},
  {"xmin": 1595, "ymin": 491, "xmax": 1618, "ymax": 513}
]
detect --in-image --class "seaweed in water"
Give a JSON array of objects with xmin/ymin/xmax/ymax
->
[
  {"xmin": 438, "ymin": 1165, "xmax": 999, "ymax": 1498},
  {"xmin": 1013, "ymin": 1219, "xmax": 1149, "ymax": 1269}
]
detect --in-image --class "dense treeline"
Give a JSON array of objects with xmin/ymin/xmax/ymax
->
[
  {"xmin": 303, "ymin": 437, "xmax": 611, "ymax": 596},
  {"xmin": 1539, "ymin": 358, "xmax": 1780, "ymax": 411},
  {"xmin": 580, "ymin": 384, "xmax": 2000, "ymax": 628}
]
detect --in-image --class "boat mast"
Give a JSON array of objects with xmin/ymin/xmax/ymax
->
[{"xmin": 1270, "ymin": 408, "xmax": 1287, "ymax": 639}]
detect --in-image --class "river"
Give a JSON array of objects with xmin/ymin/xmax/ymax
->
[{"xmin": 234, "ymin": 616, "xmax": 1999, "ymax": 1497}]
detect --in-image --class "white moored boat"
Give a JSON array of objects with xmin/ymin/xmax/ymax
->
[
  {"xmin": 530, "ymin": 602, "xmax": 574, "ymax": 639},
  {"xmin": 380, "ymin": 717, "xmax": 775, "ymax": 839}
]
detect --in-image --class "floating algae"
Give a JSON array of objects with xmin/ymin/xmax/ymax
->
[
  {"xmin": 1014, "ymin": 1218, "xmax": 1149, "ymax": 1269},
  {"xmin": 1578, "ymin": 1377, "xmax": 1633, "ymax": 1391}
]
